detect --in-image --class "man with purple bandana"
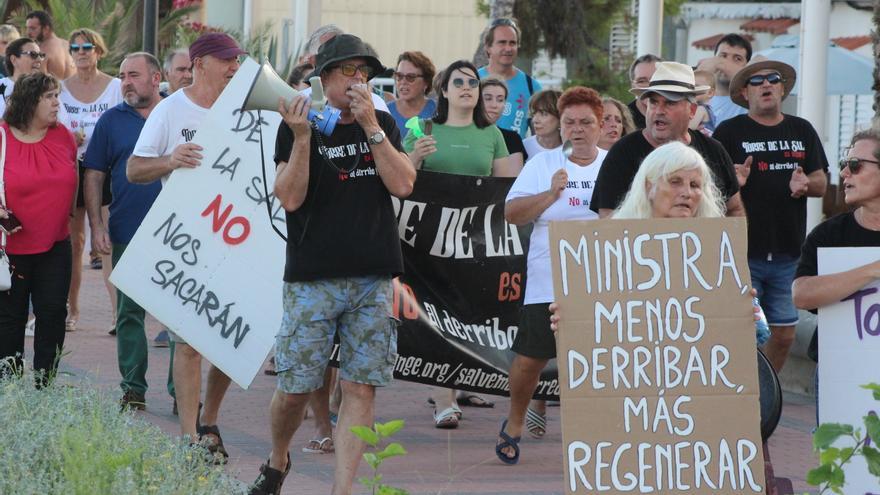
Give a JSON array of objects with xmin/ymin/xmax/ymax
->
[{"xmin": 127, "ymin": 32, "xmax": 246, "ymax": 461}]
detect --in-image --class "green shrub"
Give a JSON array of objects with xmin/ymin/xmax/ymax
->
[{"xmin": 0, "ymin": 371, "xmax": 244, "ymax": 494}]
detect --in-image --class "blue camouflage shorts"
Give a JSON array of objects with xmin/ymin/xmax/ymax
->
[{"xmin": 275, "ymin": 276, "xmax": 398, "ymax": 394}]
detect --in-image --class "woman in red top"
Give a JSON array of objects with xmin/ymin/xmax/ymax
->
[{"xmin": 0, "ymin": 72, "xmax": 77, "ymax": 385}]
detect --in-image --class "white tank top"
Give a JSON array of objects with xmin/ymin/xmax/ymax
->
[{"xmin": 60, "ymin": 77, "xmax": 122, "ymax": 159}]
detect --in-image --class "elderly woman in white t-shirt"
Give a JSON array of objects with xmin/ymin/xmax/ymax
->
[
  {"xmin": 60, "ymin": 27, "xmax": 122, "ymax": 333},
  {"xmin": 495, "ymin": 86, "xmax": 607, "ymax": 465}
]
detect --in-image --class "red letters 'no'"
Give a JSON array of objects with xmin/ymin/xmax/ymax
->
[{"xmin": 201, "ymin": 194, "xmax": 251, "ymax": 245}]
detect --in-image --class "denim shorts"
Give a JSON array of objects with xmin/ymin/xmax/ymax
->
[
  {"xmin": 275, "ymin": 276, "xmax": 397, "ymax": 394},
  {"xmin": 749, "ymin": 255, "xmax": 799, "ymax": 326}
]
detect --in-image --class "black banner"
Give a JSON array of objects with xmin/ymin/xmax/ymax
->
[{"xmin": 390, "ymin": 171, "xmax": 559, "ymax": 400}]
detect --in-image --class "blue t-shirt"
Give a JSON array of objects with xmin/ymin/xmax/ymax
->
[
  {"xmin": 709, "ymin": 95, "xmax": 747, "ymax": 128},
  {"xmin": 82, "ymin": 102, "xmax": 162, "ymax": 244},
  {"xmin": 477, "ymin": 67, "xmax": 542, "ymax": 138},
  {"xmin": 388, "ymin": 99, "xmax": 436, "ymax": 138}
]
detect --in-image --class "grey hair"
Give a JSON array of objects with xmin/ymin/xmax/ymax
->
[
  {"xmin": 305, "ymin": 24, "xmax": 344, "ymax": 56},
  {"xmin": 613, "ymin": 141, "xmax": 726, "ymax": 219},
  {"xmin": 163, "ymin": 48, "xmax": 189, "ymax": 72},
  {"xmin": 0, "ymin": 24, "xmax": 20, "ymax": 43}
]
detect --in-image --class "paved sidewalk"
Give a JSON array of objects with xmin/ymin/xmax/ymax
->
[{"xmin": 42, "ymin": 266, "xmax": 819, "ymax": 494}]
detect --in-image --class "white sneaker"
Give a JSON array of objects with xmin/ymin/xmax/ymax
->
[{"xmin": 25, "ymin": 318, "xmax": 35, "ymax": 337}]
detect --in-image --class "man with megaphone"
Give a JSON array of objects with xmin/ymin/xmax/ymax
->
[
  {"xmin": 248, "ymin": 34, "xmax": 415, "ymax": 495},
  {"xmin": 127, "ymin": 32, "xmax": 247, "ymax": 463}
]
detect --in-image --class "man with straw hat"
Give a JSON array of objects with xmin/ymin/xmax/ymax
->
[
  {"xmin": 591, "ymin": 61, "xmax": 745, "ymax": 218},
  {"xmin": 714, "ymin": 58, "xmax": 828, "ymax": 373}
]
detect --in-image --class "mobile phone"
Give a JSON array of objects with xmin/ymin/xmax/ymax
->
[{"xmin": 0, "ymin": 212, "xmax": 22, "ymax": 233}]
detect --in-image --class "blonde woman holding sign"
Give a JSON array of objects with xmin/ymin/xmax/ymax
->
[{"xmin": 496, "ymin": 86, "xmax": 607, "ymax": 464}]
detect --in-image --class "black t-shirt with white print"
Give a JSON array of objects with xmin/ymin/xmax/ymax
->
[
  {"xmin": 590, "ymin": 129, "xmax": 739, "ymax": 214},
  {"xmin": 274, "ymin": 111, "xmax": 405, "ymax": 282},
  {"xmin": 714, "ymin": 114, "xmax": 828, "ymax": 258}
]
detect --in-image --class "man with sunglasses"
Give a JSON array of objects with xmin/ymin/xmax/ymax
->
[
  {"xmin": 127, "ymin": 32, "xmax": 247, "ymax": 462},
  {"xmin": 714, "ymin": 59, "xmax": 828, "ymax": 373},
  {"xmin": 792, "ymin": 129, "xmax": 880, "ymax": 419},
  {"xmin": 249, "ymin": 34, "xmax": 415, "ymax": 495},
  {"xmin": 24, "ymin": 10, "xmax": 74, "ymax": 80},
  {"xmin": 478, "ymin": 17, "xmax": 542, "ymax": 138}
]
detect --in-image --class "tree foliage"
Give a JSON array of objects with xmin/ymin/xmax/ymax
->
[{"xmin": 6, "ymin": 0, "xmax": 198, "ymax": 75}]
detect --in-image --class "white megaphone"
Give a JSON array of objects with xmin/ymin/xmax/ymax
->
[{"xmin": 241, "ymin": 61, "xmax": 340, "ymax": 136}]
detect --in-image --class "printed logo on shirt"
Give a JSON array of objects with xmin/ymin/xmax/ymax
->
[
  {"xmin": 63, "ymin": 102, "xmax": 110, "ymax": 115},
  {"xmin": 741, "ymin": 139, "xmax": 807, "ymax": 172},
  {"xmin": 181, "ymin": 128, "xmax": 196, "ymax": 142},
  {"xmin": 317, "ymin": 140, "xmax": 377, "ymax": 181}
]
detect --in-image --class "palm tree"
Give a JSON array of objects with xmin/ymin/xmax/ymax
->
[{"xmin": 7, "ymin": 0, "xmax": 197, "ymax": 74}]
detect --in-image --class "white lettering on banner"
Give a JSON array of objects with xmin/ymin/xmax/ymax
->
[{"xmin": 110, "ymin": 59, "xmax": 285, "ymax": 389}]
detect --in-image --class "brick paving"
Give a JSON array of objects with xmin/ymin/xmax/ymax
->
[{"xmin": 37, "ymin": 264, "xmax": 820, "ymax": 494}]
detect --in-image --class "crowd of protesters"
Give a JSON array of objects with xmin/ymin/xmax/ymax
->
[{"xmin": 0, "ymin": 9, "xmax": 876, "ymax": 495}]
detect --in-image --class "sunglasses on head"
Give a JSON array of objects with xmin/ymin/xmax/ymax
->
[
  {"xmin": 21, "ymin": 50, "xmax": 46, "ymax": 60},
  {"xmin": 333, "ymin": 63, "xmax": 373, "ymax": 78},
  {"xmin": 747, "ymin": 73, "xmax": 783, "ymax": 86},
  {"xmin": 490, "ymin": 18, "xmax": 518, "ymax": 30},
  {"xmin": 394, "ymin": 72, "xmax": 423, "ymax": 83},
  {"xmin": 840, "ymin": 157, "xmax": 880, "ymax": 174},
  {"xmin": 69, "ymin": 43, "xmax": 95, "ymax": 53},
  {"xmin": 452, "ymin": 77, "xmax": 479, "ymax": 89}
]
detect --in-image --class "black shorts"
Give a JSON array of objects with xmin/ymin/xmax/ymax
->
[
  {"xmin": 76, "ymin": 160, "xmax": 112, "ymax": 208},
  {"xmin": 511, "ymin": 303, "xmax": 556, "ymax": 360}
]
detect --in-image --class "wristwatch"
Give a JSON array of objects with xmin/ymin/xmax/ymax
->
[{"xmin": 368, "ymin": 129, "xmax": 386, "ymax": 145}]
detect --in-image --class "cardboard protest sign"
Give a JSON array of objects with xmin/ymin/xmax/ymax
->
[
  {"xmin": 818, "ymin": 247, "xmax": 880, "ymax": 494},
  {"xmin": 111, "ymin": 59, "xmax": 286, "ymax": 389},
  {"xmin": 550, "ymin": 218, "xmax": 764, "ymax": 494}
]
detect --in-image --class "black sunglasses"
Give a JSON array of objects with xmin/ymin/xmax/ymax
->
[
  {"xmin": 20, "ymin": 50, "xmax": 46, "ymax": 60},
  {"xmin": 747, "ymin": 73, "xmax": 783, "ymax": 86},
  {"xmin": 452, "ymin": 77, "xmax": 479, "ymax": 89},
  {"xmin": 69, "ymin": 43, "xmax": 95, "ymax": 53},
  {"xmin": 394, "ymin": 72, "xmax": 423, "ymax": 83},
  {"xmin": 840, "ymin": 157, "xmax": 880, "ymax": 174}
]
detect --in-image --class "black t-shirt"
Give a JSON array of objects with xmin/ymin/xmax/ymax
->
[
  {"xmin": 590, "ymin": 129, "xmax": 739, "ymax": 213},
  {"xmin": 714, "ymin": 114, "xmax": 829, "ymax": 258},
  {"xmin": 501, "ymin": 128, "xmax": 527, "ymax": 161},
  {"xmin": 274, "ymin": 111, "xmax": 405, "ymax": 282},
  {"xmin": 627, "ymin": 99, "xmax": 646, "ymax": 129},
  {"xmin": 795, "ymin": 212, "xmax": 880, "ymax": 281}
]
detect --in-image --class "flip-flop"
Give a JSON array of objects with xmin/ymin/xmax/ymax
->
[
  {"xmin": 495, "ymin": 419, "xmax": 520, "ymax": 465},
  {"xmin": 433, "ymin": 407, "xmax": 460, "ymax": 429},
  {"xmin": 526, "ymin": 407, "xmax": 546, "ymax": 439},
  {"xmin": 456, "ymin": 393, "xmax": 495, "ymax": 408},
  {"xmin": 302, "ymin": 437, "xmax": 334, "ymax": 454}
]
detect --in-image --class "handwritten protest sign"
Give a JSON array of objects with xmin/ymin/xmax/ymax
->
[
  {"xmin": 111, "ymin": 59, "xmax": 286, "ymax": 389},
  {"xmin": 818, "ymin": 247, "xmax": 880, "ymax": 494},
  {"xmin": 550, "ymin": 218, "xmax": 764, "ymax": 494}
]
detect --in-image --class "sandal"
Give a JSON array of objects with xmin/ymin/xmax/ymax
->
[
  {"xmin": 495, "ymin": 419, "xmax": 520, "ymax": 465},
  {"xmin": 526, "ymin": 407, "xmax": 546, "ymax": 439},
  {"xmin": 456, "ymin": 392, "xmax": 495, "ymax": 408},
  {"xmin": 65, "ymin": 317, "xmax": 77, "ymax": 333},
  {"xmin": 426, "ymin": 398, "xmax": 463, "ymax": 419},
  {"xmin": 197, "ymin": 424, "xmax": 229, "ymax": 464},
  {"xmin": 433, "ymin": 407, "xmax": 460, "ymax": 429},
  {"xmin": 302, "ymin": 437, "xmax": 334, "ymax": 454}
]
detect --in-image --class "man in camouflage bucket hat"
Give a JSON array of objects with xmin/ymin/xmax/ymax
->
[{"xmin": 249, "ymin": 34, "xmax": 416, "ymax": 495}]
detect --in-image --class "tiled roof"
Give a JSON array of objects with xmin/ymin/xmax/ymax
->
[
  {"xmin": 832, "ymin": 35, "xmax": 872, "ymax": 51},
  {"xmin": 740, "ymin": 18, "xmax": 799, "ymax": 35}
]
